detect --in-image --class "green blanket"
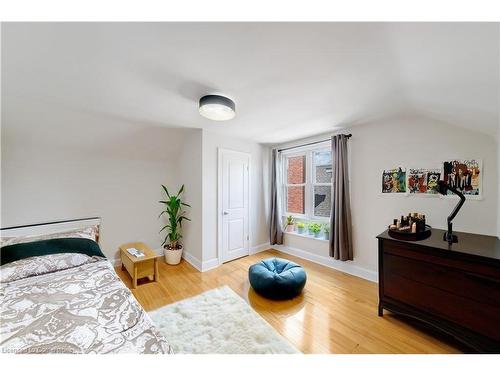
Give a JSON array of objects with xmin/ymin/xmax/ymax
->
[{"xmin": 1, "ymin": 238, "xmax": 105, "ymax": 265}]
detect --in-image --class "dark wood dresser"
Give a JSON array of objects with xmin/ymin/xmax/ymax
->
[{"xmin": 377, "ymin": 228, "xmax": 500, "ymax": 353}]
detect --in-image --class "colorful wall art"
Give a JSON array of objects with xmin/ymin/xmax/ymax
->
[
  {"xmin": 407, "ymin": 168, "xmax": 441, "ymax": 195},
  {"xmin": 442, "ymin": 159, "xmax": 482, "ymax": 198},
  {"xmin": 382, "ymin": 167, "xmax": 407, "ymax": 194}
]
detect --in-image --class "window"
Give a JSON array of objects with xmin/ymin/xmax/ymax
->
[
  {"xmin": 285, "ymin": 155, "xmax": 305, "ymax": 214},
  {"xmin": 313, "ymin": 150, "xmax": 332, "ymax": 218},
  {"xmin": 282, "ymin": 143, "xmax": 332, "ymax": 220}
]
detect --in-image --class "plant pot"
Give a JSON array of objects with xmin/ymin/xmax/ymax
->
[
  {"xmin": 308, "ymin": 229, "xmax": 314, "ymax": 236},
  {"xmin": 285, "ymin": 225, "xmax": 295, "ymax": 232},
  {"xmin": 164, "ymin": 245, "xmax": 183, "ymax": 265},
  {"xmin": 297, "ymin": 227, "xmax": 305, "ymax": 234},
  {"xmin": 314, "ymin": 232, "xmax": 321, "ymax": 238},
  {"xmin": 324, "ymin": 233, "xmax": 330, "ymax": 240}
]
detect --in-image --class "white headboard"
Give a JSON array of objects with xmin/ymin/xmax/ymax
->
[{"xmin": 1, "ymin": 217, "xmax": 101, "ymax": 244}]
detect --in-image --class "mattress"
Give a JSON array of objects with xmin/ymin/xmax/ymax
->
[{"xmin": 0, "ymin": 253, "xmax": 173, "ymax": 354}]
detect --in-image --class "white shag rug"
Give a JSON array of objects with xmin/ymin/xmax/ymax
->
[{"xmin": 149, "ymin": 286, "xmax": 299, "ymax": 354}]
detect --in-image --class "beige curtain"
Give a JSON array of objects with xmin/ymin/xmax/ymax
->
[
  {"xmin": 269, "ymin": 148, "xmax": 283, "ymax": 245},
  {"xmin": 329, "ymin": 135, "xmax": 353, "ymax": 260}
]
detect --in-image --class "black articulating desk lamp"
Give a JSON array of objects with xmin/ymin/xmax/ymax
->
[{"xmin": 437, "ymin": 180, "xmax": 466, "ymax": 244}]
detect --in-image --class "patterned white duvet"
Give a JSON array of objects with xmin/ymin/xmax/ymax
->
[{"xmin": 0, "ymin": 253, "xmax": 172, "ymax": 354}]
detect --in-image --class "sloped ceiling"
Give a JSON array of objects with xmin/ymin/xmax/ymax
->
[{"xmin": 2, "ymin": 22, "xmax": 499, "ymax": 143}]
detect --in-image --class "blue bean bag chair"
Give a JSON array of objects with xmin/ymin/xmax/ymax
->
[{"xmin": 249, "ymin": 257, "xmax": 307, "ymax": 300}]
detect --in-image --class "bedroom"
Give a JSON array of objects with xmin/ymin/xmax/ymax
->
[{"xmin": 1, "ymin": 1, "xmax": 500, "ymax": 373}]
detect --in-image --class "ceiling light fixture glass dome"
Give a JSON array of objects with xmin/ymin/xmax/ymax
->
[{"xmin": 199, "ymin": 95, "xmax": 236, "ymax": 121}]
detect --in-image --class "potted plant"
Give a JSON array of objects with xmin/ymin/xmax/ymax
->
[
  {"xmin": 308, "ymin": 223, "xmax": 322, "ymax": 238},
  {"xmin": 296, "ymin": 222, "xmax": 306, "ymax": 234},
  {"xmin": 285, "ymin": 215, "xmax": 295, "ymax": 232},
  {"xmin": 159, "ymin": 184, "xmax": 190, "ymax": 265},
  {"xmin": 323, "ymin": 224, "xmax": 330, "ymax": 240},
  {"xmin": 307, "ymin": 222, "xmax": 315, "ymax": 235}
]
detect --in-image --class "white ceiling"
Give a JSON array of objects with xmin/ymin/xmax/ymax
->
[{"xmin": 2, "ymin": 22, "xmax": 499, "ymax": 143}]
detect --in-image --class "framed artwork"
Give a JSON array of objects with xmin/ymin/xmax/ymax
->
[
  {"xmin": 382, "ymin": 167, "xmax": 407, "ymax": 194},
  {"xmin": 407, "ymin": 168, "xmax": 441, "ymax": 196},
  {"xmin": 442, "ymin": 159, "xmax": 482, "ymax": 199}
]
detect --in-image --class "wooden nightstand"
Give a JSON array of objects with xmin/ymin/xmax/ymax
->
[{"xmin": 119, "ymin": 242, "xmax": 160, "ymax": 289}]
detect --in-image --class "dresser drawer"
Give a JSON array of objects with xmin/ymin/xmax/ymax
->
[
  {"xmin": 384, "ymin": 240, "xmax": 500, "ymax": 280},
  {"xmin": 383, "ymin": 260, "xmax": 500, "ymax": 340},
  {"xmin": 384, "ymin": 253, "xmax": 500, "ymax": 307}
]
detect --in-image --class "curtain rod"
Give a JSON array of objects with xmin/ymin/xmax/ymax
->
[{"xmin": 278, "ymin": 134, "xmax": 351, "ymax": 152}]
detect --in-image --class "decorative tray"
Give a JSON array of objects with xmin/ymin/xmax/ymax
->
[{"xmin": 388, "ymin": 225, "xmax": 432, "ymax": 241}]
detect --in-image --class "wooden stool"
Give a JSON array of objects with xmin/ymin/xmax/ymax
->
[{"xmin": 119, "ymin": 242, "xmax": 160, "ymax": 289}]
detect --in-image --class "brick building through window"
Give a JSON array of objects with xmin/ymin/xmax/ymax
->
[
  {"xmin": 286, "ymin": 155, "xmax": 305, "ymax": 214},
  {"xmin": 283, "ymin": 144, "xmax": 332, "ymax": 220}
]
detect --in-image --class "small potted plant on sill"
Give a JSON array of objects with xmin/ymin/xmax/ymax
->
[
  {"xmin": 307, "ymin": 222, "xmax": 315, "ymax": 235},
  {"xmin": 159, "ymin": 184, "xmax": 190, "ymax": 265},
  {"xmin": 285, "ymin": 215, "xmax": 295, "ymax": 232},
  {"xmin": 296, "ymin": 222, "xmax": 306, "ymax": 234},
  {"xmin": 308, "ymin": 222, "xmax": 322, "ymax": 237},
  {"xmin": 323, "ymin": 224, "xmax": 330, "ymax": 240}
]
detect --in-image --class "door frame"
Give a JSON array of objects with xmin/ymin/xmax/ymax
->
[{"xmin": 217, "ymin": 148, "xmax": 251, "ymax": 265}]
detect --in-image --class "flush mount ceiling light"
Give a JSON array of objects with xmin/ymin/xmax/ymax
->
[{"xmin": 199, "ymin": 95, "xmax": 236, "ymax": 121}]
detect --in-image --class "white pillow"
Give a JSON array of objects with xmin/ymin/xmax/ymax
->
[{"xmin": 0, "ymin": 253, "xmax": 98, "ymax": 283}]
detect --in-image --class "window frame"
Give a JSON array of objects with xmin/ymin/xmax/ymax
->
[
  {"xmin": 281, "ymin": 141, "xmax": 332, "ymax": 222},
  {"xmin": 311, "ymin": 148, "xmax": 333, "ymax": 220},
  {"xmin": 283, "ymin": 151, "xmax": 307, "ymax": 218}
]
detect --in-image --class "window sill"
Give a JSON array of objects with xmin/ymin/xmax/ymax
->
[
  {"xmin": 283, "ymin": 230, "xmax": 329, "ymax": 242},
  {"xmin": 283, "ymin": 215, "xmax": 330, "ymax": 223}
]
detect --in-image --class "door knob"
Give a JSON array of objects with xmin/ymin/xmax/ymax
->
[{"xmin": 223, "ymin": 211, "xmax": 229, "ymax": 215}]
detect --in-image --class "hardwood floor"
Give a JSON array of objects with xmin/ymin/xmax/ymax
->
[{"xmin": 115, "ymin": 249, "xmax": 465, "ymax": 354}]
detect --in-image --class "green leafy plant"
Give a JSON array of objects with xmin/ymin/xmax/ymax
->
[
  {"xmin": 284, "ymin": 215, "xmax": 295, "ymax": 231},
  {"xmin": 308, "ymin": 222, "xmax": 322, "ymax": 234},
  {"xmin": 323, "ymin": 224, "xmax": 330, "ymax": 234},
  {"xmin": 296, "ymin": 222, "xmax": 305, "ymax": 229},
  {"xmin": 159, "ymin": 185, "xmax": 191, "ymax": 249}
]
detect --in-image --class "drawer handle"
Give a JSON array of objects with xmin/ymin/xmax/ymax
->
[{"xmin": 463, "ymin": 271, "xmax": 500, "ymax": 286}]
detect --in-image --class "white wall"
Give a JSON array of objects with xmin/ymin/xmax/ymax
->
[
  {"xmin": 350, "ymin": 116, "xmax": 497, "ymax": 272},
  {"xmin": 201, "ymin": 129, "xmax": 269, "ymax": 268},
  {"xmin": 3, "ymin": 100, "xmax": 496, "ymax": 273},
  {"xmin": 1, "ymin": 98, "xmax": 192, "ymax": 261},
  {"xmin": 275, "ymin": 114, "xmax": 498, "ymax": 276},
  {"xmin": 1, "ymin": 98, "xmax": 269, "ymax": 270},
  {"xmin": 176, "ymin": 129, "xmax": 204, "ymax": 265}
]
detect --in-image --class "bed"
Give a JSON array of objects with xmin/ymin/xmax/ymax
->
[{"xmin": 0, "ymin": 218, "xmax": 172, "ymax": 354}]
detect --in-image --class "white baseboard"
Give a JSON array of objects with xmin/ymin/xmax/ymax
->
[
  {"xmin": 112, "ymin": 247, "xmax": 208, "ymax": 274},
  {"xmin": 114, "ymin": 242, "xmax": 377, "ymax": 283},
  {"xmin": 153, "ymin": 246, "xmax": 218, "ymax": 272},
  {"xmin": 181, "ymin": 251, "xmax": 203, "ymax": 271},
  {"xmin": 157, "ymin": 247, "xmax": 212, "ymax": 272},
  {"xmin": 272, "ymin": 244, "xmax": 378, "ymax": 283},
  {"xmin": 201, "ymin": 258, "xmax": 220, "ymax": 272},
  {"xmin": 250, "ymin": 242, "xmax": 271, "ymax": 254},
  {"xmin": 183, "ymin": 242, "xmax": 271, "ymax": 272}
]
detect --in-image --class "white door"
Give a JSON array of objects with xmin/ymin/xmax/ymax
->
[{"xmin": 219, "ymin": 149, "xmax": 250, "ymax": 263}]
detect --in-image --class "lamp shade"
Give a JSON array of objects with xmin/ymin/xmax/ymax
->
[{"xmin": 199, "ymin": 95, "xmax": 236, "ymax": 121}]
